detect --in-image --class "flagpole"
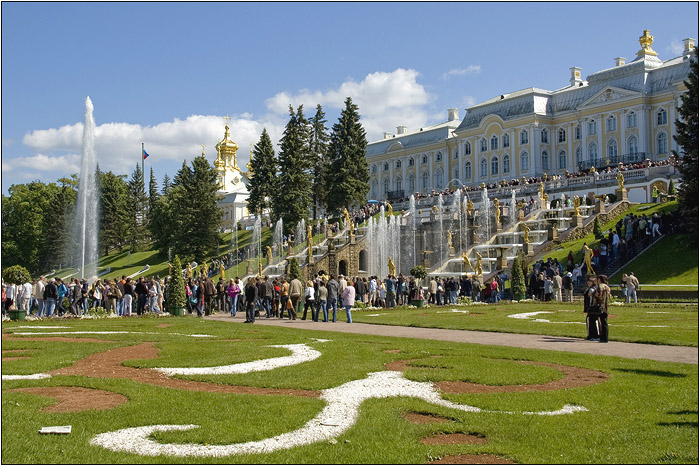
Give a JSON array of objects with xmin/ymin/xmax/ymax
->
[{"xmin": 141, "ymin": 142, "xmax": 145, "ymax": 192}]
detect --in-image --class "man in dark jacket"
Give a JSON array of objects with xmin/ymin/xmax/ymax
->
[
  {"xmin": 44, "ymin": 278, "xmax": 59, "ymax": 317},
  {"xmin": 134, "ymin": 277, "xmax": 149, "ymax": 315},
  {"xmin": 262, "ymin": 276, "xmax": 274, "ymax": 318},
  {"xmin": 203, "ymin": 277, "xmax": 216, "ymax": 316}
]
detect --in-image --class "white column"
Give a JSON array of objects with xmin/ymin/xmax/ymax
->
[
  {"xmin": 597, "ymin": 115, "xmax": 603, "ymax": 165},
  {"xmin": 510, "ymin": 130, "xmax": 515, "ymax": 178},
  {"xmin": 389, "ymin": 160, "xmax": 394, "ymax": 195},
  {"xmin": 620, "ymin": 110, "xmax": 627, "ymax": 161},
  {"xmin": 567, "ymin": 123, "xmax": 573, "ymax": 171},
  {"xmin": 531, "ymin": 125, "xmax": 538, "ymax": 175},
  {"xmin": 402, "ymin": 157, "xmax": 407, "ymax": 195}
]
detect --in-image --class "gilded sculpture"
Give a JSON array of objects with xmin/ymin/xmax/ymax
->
[
  {"xmin": 387, "ymin": 202, "xmax": 393, "ymax": 217},
  {"xmin": 474, "ymin": 251, "xmax": 483, "ymax": 277},
  {"xmin": 573, "ymin": 196, "xmax": 581, "ymax": 216},
  {"xmin": 521, "ymin": 223, "xmax": 530, "ymax": 244},
  {"xmin": 583, "ymin": 243, "xmax": 595, "ymax": 275},
  {"xmin": 461, "ymin": 252, "xmax": 473, "ymax": 273},
  {"xmin": 219, "ymin": 264, "xmax": 226, "ymax": 280},
  {"xmin": 616, "ymin": 171, "xmax": 626, "ymax": 192},
  {"xmin": 266, "ymin": 246, "xmax": 272, "ymax": 262},
  {"xmin": 201, "ymin": 261, "xmax": 208, "ymax": 278},
  {"xmin": 467, "ymin": 199, "xmax": 474, "ymax": 216},
  {"xmin": 447, "ymin": 230, "xmax": 453, "ymax": 250},
  {"xmin": 388, "ymin": 257, "xmax": 396, "ymax": 277},
  {"xmin": 186, "ymin": 263, "xmax": 192, "ymax": 279}
]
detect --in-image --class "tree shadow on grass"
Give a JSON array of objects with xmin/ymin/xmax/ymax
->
[
  {"xmin": 613, "ymin": 368, "xmax": 686, "ymax": 378},
  {"xmin": 657, "ymin": 421, "xmax": 698, "ymax": 428}
]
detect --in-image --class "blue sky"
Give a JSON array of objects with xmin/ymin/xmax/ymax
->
[{"xmin": 2, "ymin": 2, "xmax": 698, "ymax": 193}]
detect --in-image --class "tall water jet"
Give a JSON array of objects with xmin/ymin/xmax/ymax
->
[
  {"xmin": 437, "ymin": 194, "xmax": 444, "ymax": 264},
  {"xmin": 295, "ymin": 219, "xmax": 306, "ymax": 254},
  {"xmin": 510, "ymin": 190, "xmax": 517, "ymax": 226},
  {"xmin": 75, "ymin": 97, "xmax": 99, "ymax": 281},
  {"xmin": 272, "ymin": 219, "xmax": 284, "ymax": 262},
  {"xmin": 408, "ymin": 195, "xmax": 417, "ymax": 269},
  {"xmin": 450, "ymin": 189, "xmax": 463, "ymax": 253},
  {"xmin": 253, "ymin": 216, "xmax": 262, "ymax": 267},
  {"xmin": 478, "ymin": 187, "xmax": 490, "ymax": 245}
]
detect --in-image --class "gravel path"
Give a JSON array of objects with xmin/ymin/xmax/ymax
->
[{"xmin": 204, "ymin": 314, "xmax": 697, "ymax": 365}]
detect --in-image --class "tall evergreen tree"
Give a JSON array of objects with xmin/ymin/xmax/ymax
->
[
  {"xmin": 308, "ymin": 104, "xmax": 330, "ymax": 219},
  {"xmin": 127, "ymin": 164, "xmax": 149, "ymax": 251},
  {"xmin": 673, "ymin": 47, "xmax": 698, "ymax": 245},
  {"xmin": 148, "ymin": 167, "xmax": 160, "ymax": 228},
  {"xmin": 326, "ymin": 97, "xmax": 369, "ymax": 214},
  {"xmin": 99, "ymin": 171, "xmax": 131, "ymax": 255},
  {"xmin": 162, "ymin": 174, "xmax": 172, "ymax": 196},
  {"xmin": 273, "ymin": 105, "xmax": 312, "ymax": 233},
  {"xmin": 247, "ymin": 128, "xmax": 277, "ymax": 216}
]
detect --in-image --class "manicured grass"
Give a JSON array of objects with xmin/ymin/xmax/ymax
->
[
  {"xmin": 1, "ymin": 317, "xmax": 698, "ymax": 464},
  {"xmin": 608, "ymin": 234, "xmax": 699, "ymax": 286},
  {"xmin": 351, "ymin": 301, "xmax": 698, "ymax": 347}
]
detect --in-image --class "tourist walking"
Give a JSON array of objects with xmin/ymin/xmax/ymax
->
[
  {"xmin": 288, "ymin": 275, "xmax": 303, "ymax": 320},
  {"xmin": 595, "ymin": 275, "xmax": 611, "ymax": 343},
  {"xmin": 563, "ymin": 272, "xmax": 574, "ymax": 302},
  {"xmin": 303, "ymin": 280, "xmax": 315, "ymax": 321},
  {"xmin": 35, "ymin": 276, "xmax": 46, "ymax": 317},
  {"xmin": 626, "ymin": 272, "xmax": 640, "ymax": 304},
  {"xmin": 584, "ymin": 277, "xmax": 600, "ymax": 341},
  {"xmin": 123, "ymin": 278, "xmax": 133, "ymax": 316},
  {"xmin": 279, "ymin": 277, "xmax": 289, "ymax": 319},
  {"xmin": 317, "ymin": 280, "xmax": 328, "ymax": 322},
  {"xmin": 226, "ymin": 278, "xmax": 241, "ymax": 317},
  {"xmin": 244, "ymin": 277, "xmax": 258, "ymax": 323},
  {"xmin": 326, "ymin": 275, "xmax": 339, "ymax": 322},
  {"xmin": 340, "ymin": 281, "xmax": 355, "ymax": 323},
  {"xmin": 552, "ymin": 271, "xmax": 563, "ymax": 302}
]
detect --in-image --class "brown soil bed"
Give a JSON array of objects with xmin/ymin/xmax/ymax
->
[
  {"xmin": 383, "ymin": 349, "xmax": 402, "ymax": 354},
  {"xmin": 48, "ymin": 342, "xmax": 320, "ymax": 398},
  {"xmin": 421, "ymin": 433, "xmax": 487, "ymax": 445},
  {"xmin": 435, "ymin": 361, "xmax": 608, "ymax": 394},
  {"xmin": 9, "ymin": 386, "xmax": 128, "ymax": 412},
  {"xmin": 428, "ymin": 453, "xmax": 515, "ymax": 464},
  {"xmin": 2, "ymin": 349, "xmax": 32, "ymax": 355},
  {"xmin": 3, "ymin": 356, "xmax": 30, "ymax": 361},
  {"xmin": 403, "ymin": 411, "xmax": 453, "ymax": 424},
  {"xmin": 157, "ymin": 324, "xmax": 172, "ymax": 328}
]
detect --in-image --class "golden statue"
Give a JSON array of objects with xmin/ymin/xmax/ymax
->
[
  {"xmin": 616, "ymin": 171, "xmax": 626, "ymax": 192},
  {"xmin": 638, "ymin": 29, "xmax": 658, "ymax": 56},
  {"xmin": 350, "ymin": 219, "xmax": 355, "ymax": 236},
  {"xmin": 538, "ymin": 181, "xmax": 545, "ymax": 200},
  {"xmin": 493, "ymin": 198, "xmax": 500, "ymax": 222},
  {"xmin": 474, "ymin": 251, "xmax": 483, "ymax": 277},
  {"xmin": 583, "ymin": 243, "xmax": 595, "ymax": 275},
  {"xmin": 431, "ymin": 205, "xmax": 439, "ymax": 214},
  {"xmin": 461, "ymin": 252, "xmax": 473, "ymax": 273},
  {"xmin": 516, "ymin": 199, "xmax": 525, "ymax": 210},
  {"xmin": 521, "ymin": 176, "xmax": 528, "ymax": 185},
  {"xmin": 447, "ymin": 230, "xmax": 453, "ymax": 250},
  {"xmin": 186, "ymin": 263, "xmax": 192, "ymax": 279},
  {"xmin": 388, "ymin": 257, "xmax": 396, "ymax": 277},
  {"xmin": 266, "ymin": 245, "xmax": 272, "ymax": 262},
  {"xmin": 201, "ymin": 261, "xmax": 208, "ymax": 278},
  {"xmin": 343, "ymin": 208, "xmax": 351, "ymax": 228},
  {"xmin": 307, "ymin": 224, "xmax": 313, "ymax": 261},
  {"xmin": 387, "ymin": 202, "xmax": 393, "ymax": 217},
  {"xmin": 219, "ymin": 264, "xmax": 226, "ymax": 281},
  {"xmin": 521, "ymin": 223, "xmax": 530, "ymax": 244},
  {"xmin": 258, "ymin": 261, "xmax": 263, "ymax": 279},
  {"xmin": 573, "ymin": 196, "xmax": 581, "ymax": 216},
  {"xmin": 589, "ymin": 165, "xmax": 596, "ymax": 175},
  {"xmin": 543, "ymin": 192, "xmax": 549, "ymax": 202},
  {"xmin": 467, "ymin": 199, "xmax": 474, "ymax": 216}
]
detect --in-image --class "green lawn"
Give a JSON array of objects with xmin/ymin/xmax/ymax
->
[
  {"xmin": 351, "ymin": 301, "xmax": 698, "ymax": 347},
  {"xmin": 2, "ymin": 317, "xmax": 698, "ymax": 464}
]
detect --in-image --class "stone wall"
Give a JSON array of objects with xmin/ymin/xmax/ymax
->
[{"xmin": 304, "ymin": 235, "xmax": 368, "ymax": 280}]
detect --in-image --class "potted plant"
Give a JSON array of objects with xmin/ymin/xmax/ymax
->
[
  {"xmin": 165, "ymin": 255, "xmax": 187, "ymax": 316},
  {"xmin": 2, "ymin": 265, "xmax": 31, "ymax": 321},
  {"xmin": 409, "ymin": 265, "xmax": 428, "ymax": 307}
]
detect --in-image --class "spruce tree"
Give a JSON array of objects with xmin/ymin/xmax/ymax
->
[
  {"xmin": 273, "ymin": 105, "xmax": 312, "ymax": 233},
  {"xmin": 99, "ymin": 171, "xmax": 130, "ymax": 255},
  {"xmin": 127, "ymin": 164, "xmax": 149, "ymax": 251},
  {"xmin": 309, "ymin": 104, "xmax": 330, "ymax": 219},
  {"xmin": 162, "ymin": 174, "xmax": 172, "ymax": 196},
  {"xmin": 165, "ymin": 255, "xmax": 187, "ymax": 313},
  {"xmin": 326, "ymin": 97, "xmax": 369, "ymax": 214},
  {"xmin": 673, "ymin": 47, "xmax": 698, "ymax": 244},
  {"xmin": 247, "ymin": 128, "xmax": 277, "ymax": 216},
  {"xmin": 148, "ymin": 167, "xmax": 159, "ymax": 219},
  {"xmin": 510, "ymin": 256, "xmax": 527, "ymax": 301}
]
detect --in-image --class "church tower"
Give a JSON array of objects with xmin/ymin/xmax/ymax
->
[{"xmin": 214, "ymin": 115, "xmax": 243, "ymax": 192}]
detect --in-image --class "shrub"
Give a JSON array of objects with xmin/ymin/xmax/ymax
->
[
  {"xmin": 2, "ymin": 265, "xmax": 31, "ymax": 285},
  {"xmin": 410, "ymin": 265, "xmax": 428, "ymax": 281},
  {"xmin": 165, "ymin": 255, "xmax": 186, "ymax": 310},
  {"xmin": 593, "ymin": 216, "xmax": 604, "ymax": 239},
  {"xmin": 669, "ymin": 179, "xmax": 677, "ymax": 195},
  {"xmin": 288, "ymin": 257, "xmax": 300, "ymax": 280},
  {"xmin": 606, "ymin": 193, "xmax": 617, "ymax": 203},
  {"xmin": 510, "ymin": 256, "xmax": 527, "ymax": 301}
]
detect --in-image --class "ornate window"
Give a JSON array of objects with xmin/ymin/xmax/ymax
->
[
  {"xmin": 491, "ymin": 156, "xmax": 499, "ymax": 175},
  {"xmin": 588, "ymin": 142, "xmax": 598, "ymax": 162},
  {"xmin": 435, "ymin": 169, "xmax": 443, "ymax": 189},
  {"xmin": 541, "ymin": 129, "xmax": 549, "ymax": 144},
  {"xmin": 490, "ymin": 135, "xmax": 498, "ymax": 151},
  {"xmin": 371, "ymin": 165, "xmax": 377, "ymax": 174},
  {"xmin": 558, "ymin": 128, "xmax": 566, "ymax": 143},
  {"xmin": 520, "ymin": 151, "xmax": 529, "ymax": 171},
  {"xmin": 627, "ymin": 112, "xmax": 637, "ymax": 128},
  {"xmin": 503, "ymin": 155, "xmax": 510, "ymax": 173},
  {"xmin": 558, "ymin": 150, "xmax": 567, "ymax": 170},
  {"xmin": 408, "ymin": 157, "xmax": 414, "ymax": 167},
  {"xmin": 408, "ymin": 175, "xmax": 415, "ymax": 192},
  {"xmin": 657, "ymin": 132, "xmax": 668, "ymax": 154},
  {"xmin": 465, "ymin": 161, "xmax": 472, "ymax": 180},
  {"xmin": 480, "ymin": 138, "xmax": 488, "ymax": 152},
  {"xmin": 395, "ymin": 177, "xmax": 402, "ymax": 192},
  {"xmin": 503, "ymin": 133, "xmax": 510, "ymax": 148},
  {"xmin": 480, "ymin": 158, "xmax": 488, "ymax": 177},
  {"xmin": 453, "ymin": 149, "xmax": 459, "ymax": 160},
  {"xmin": 628, "ymin": 135, "xmax": 638, "ymax": 155},
  {"xmin": 607, "ymin": 139, "xmax": 618, "ymax": 159},
  {"xmin": 588, "ymin": 119, "xmax": 597, "ymax": 135},
  {"xmin": 436, "ymin": 152, "xmax": 443, "ymax": 162},
  {"xmin": 453, "ymin": 167, "xmax": 459, "ymax": 182},
  {"xmin": 422, "ymin": 155, "xmax": 427, "ymax": 165},
  {"xmin": 576, "ymin": 147, "xmax": 582, "ymax": 166},
  {"xmin": 422, "ymin": 172, "xmax": 429, "ymax": 190},
  {"xmin": 520, "ymin": 129, "xmax": 529, "ymax": 145},
  {"xmin": 541, "ymin": 151, "xmax": 549, "ymax": 170},
  {"xmin": 395, "ymin": 159, "xmax": 402, "ymax": 169},
  {"xmin": 383, "ymin": 162, "xmax": 389, "ymax": 171},
  {"xmin": 606, "ymin": 115, "xmax": 617, "ymax": 132},
  {"xmin": 383, "ymin": 178, "xmax": 389, "ymax": 194},
  {"xmin": 465, "ymin": 141, "xmax": 472, "ymax": 155},
  {"xmin": 575, "ymin": 125, "xmax": 581, "ymax": 140},
  {"xmin": 657, "ymin": 109, "xmax": 667, "ymax": 125}
]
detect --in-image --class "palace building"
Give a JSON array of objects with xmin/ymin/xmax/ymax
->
[
  {"xmin": 212, "ymin": 118, "xmax": 251, "ymax": 232},
  {"xmin": 366, "ymin": 31, "xmax": 696, "ymax": 201}
]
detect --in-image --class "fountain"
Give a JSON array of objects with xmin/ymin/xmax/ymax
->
[
  {"xmin": 252, "ymin": 216, "xmax": 262, "ymax": 270},
  {"xmin": 510, "ymin": 190, "xmax": 517, "ymax": 226},
  {"xmin": 477, "ymin": 187, "xmax": 490, "ymax": 244},
  {"xmin": 437, "ymin": 194, "xmax": 444, "ymax": 264},
  {"xmin": 408, "ymin": 195, "xmax": 417, "ymax": 270},
  {"xmin": 74, "ymin": 97, "xmax": 99, "ymax": 281},
  {"xmin": 272, "ymin": 219, "xmax": 284, "ymax": 262}
]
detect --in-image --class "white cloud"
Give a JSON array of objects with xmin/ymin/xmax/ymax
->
[
  {"xmin": 462, "ymin": 96, "xmax": 477, "ymax": 108},
  {"xmin": 265, "ymin": 68, "xmax": 432, "ymax": 141},
  {"xmin": 17, "ymin": 114, "xmax": 286, "ymax": 179},
  {"xmin": 6, "ymin": 153, "xmax": 80, "ymax": 174},
  {"xmin": 666, "ymin": 39, "xmax": 684, "ymax": 56},
  {"xmin": 442, "ymin": 65, "xmax": 482, "ymax": 80}
]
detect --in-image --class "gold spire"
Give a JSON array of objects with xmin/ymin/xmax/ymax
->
[
  {"xmin": 201, "ymin": 144, "xmax": 206, "ymax": 156},
  {"xmin": 637, "ymin": 29, "xmax": 658, "ymax": 57},
  {"xmin": 215, "ymin": 115, "xmax": 240, "ymax": 174}
]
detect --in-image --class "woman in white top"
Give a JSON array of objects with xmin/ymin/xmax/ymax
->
[
  {"xmin": 340, "ymin": 282, "xmax": 355, "ymax": 323},
  {"xmin": 302, "ymin": 280, "xmax": 315, "ymax": 321}
]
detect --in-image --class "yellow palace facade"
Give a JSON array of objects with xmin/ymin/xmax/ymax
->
[{"xmin": 366, "ymin": 31, "xmax": 696, "ymax": 201}]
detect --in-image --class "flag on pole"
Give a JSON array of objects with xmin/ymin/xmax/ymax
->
[{"xmin": 142, "ymin": 147, "xmax": 150, "ymax": 160}]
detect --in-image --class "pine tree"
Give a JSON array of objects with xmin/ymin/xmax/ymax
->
[
  {"xmin": 99, "ymin": 171, "xmax": 131, "ymax": 255},
  {"xmin": 510, "ymin": 256, "xmax": 527, "ymax": 301},
  {"xmin": 288, "ymin": 257, "xmax": 300, "ymax": 280},
  {"xmin": 247, "ymin": 128, "xmax": 277, "ymax": 216},
  {"xmin": 273, "ymin": 105, "xmax": 312, "ymax": 233},
  {"xmin": 593, "ymin": 216, "xmax": 603, "ymax": 239},
  {"xmin": 127, "ymin": 164, "xmax": 149, "ymax": 251},
  {"xmin": 165, "ymin": 255, "xmax": 187, "ymax": 313},
  {"xmin": 673, "ymin": 47, "xmax": 698, "ymax": 244},
  {"xmin": 326, "ymin": 97, "xmax": 369, "ymax": 214},
  {"xmin": 309, "ymin": 105, "xmax": 330, "ymax": 219},
  {"xmin": 162, "ymin": 174, "xmax": 172, "ymax": 196}
]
